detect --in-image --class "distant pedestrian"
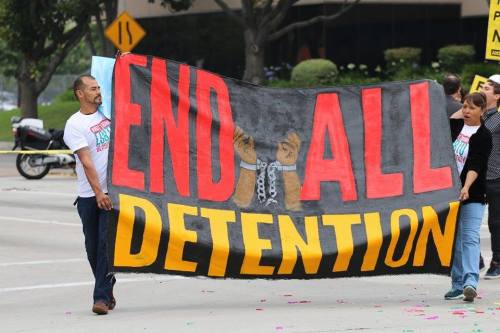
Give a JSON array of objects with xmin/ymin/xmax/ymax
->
[
  {"xmin": 63, "ymin": 74, "xmax": 116, "ymax": 315},
  {"xmin": 481, "ymin": 75, "xmax": 500, "ymax": 279},
  {"xmin": 445, "ymin": 92, "xmax": 492, "ymax": 302},
  {"xmin": 443, "ymin": 74, "xmax": 463, "ymax": 118}
]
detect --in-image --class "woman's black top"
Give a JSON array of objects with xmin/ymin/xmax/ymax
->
[{"xmin": 450, "ymin": 119, "xmax": 492, "ymax": 204}]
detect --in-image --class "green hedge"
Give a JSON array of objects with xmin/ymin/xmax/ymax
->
[
  {"xmin": 291, "ymin": 59, "xmax": 338, "ymax": 87},
  {"xmin": 0, "ymin": 101, "xmax": 79, "ymax": 141},
  {"xmin": 461, "ymin": 62, "xmax": 500, "ymax": 90},
  {"xmin": 438, "ymin": 45, "xmax": 475, "ymax": 72},
  {"xmin": 53, "ymin": 88, "xmax": 76, "ymax": 103},
  {"xmin": 384, "ymin": 47, "xmax": 422, "ymax": 65}
]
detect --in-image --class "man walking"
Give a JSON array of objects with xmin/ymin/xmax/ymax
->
[
  {"xmin": 481, "ymin": 75, "xmax": 500, "ymax": 279},
  {"xmin": 64, "ymin": 74, "xmax": 116, "ymax": 314}
]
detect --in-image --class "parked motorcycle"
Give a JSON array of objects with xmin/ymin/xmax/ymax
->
[{"xmin": 11, "ymin": 116, "xmax": 75, "ymax": 179}]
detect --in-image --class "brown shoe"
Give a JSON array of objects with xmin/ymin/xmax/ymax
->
[{"xmin": 92, "ymin": 300, "xmax": 109, "ymax": 315}]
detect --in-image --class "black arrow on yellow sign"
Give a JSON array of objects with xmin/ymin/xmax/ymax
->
[{"xmin": 105, "ymin": 11, "xmax": 145, "ymax": 53}]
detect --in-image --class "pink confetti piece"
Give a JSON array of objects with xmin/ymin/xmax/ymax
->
[
  {"xmin": 374, "ymin": 304, "xmax": 383, "ymax": 308},
  {"xmin": 452, "ymin": 311, "xmax": 466, "ymax": 315},
  {"xmin": 276, "ymin": 326, "xmax": 284, "ymax": 330},
  {"xmin": 425, "ymin": 315, "xmax": 439, "ymax": 320},
  {"xmin": 64, "ymin": 311, "xmax": 72, "ymax": 315},
  {"xmin": 299, "ymin": 300, "xmax": 311, "ymax": 304},
  {"xmin": 256, "ymin": 308, "xmax": 263, "ymax": 311},
  {"xmin": 288, "ymin": 301, "xmax": 298, "ymax": 304},
  {"xmin": 404, "ymin": 308, "xmax": 425, "ymax": 313}
]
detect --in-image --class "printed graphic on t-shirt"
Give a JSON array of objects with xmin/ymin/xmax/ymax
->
[
  {"xmin": 91, "ymin": 119, "xmax": 111, "ymax": 152},
  {"xmin": 454, "ymin": 133, "xmax": 470, "ymax": 166},
  {"xmin": 453, "ymin": 125, "xmax": 479, "ymax": 175}
]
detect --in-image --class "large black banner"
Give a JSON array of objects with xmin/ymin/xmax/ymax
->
[{"xmin": 108, "ymin": 54, "xmax": 461, "ymax": 279}]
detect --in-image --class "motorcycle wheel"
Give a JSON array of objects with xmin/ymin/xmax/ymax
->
[{"xmin": 16, "ymin": 154, "xmax": 51, "ymax": 180}]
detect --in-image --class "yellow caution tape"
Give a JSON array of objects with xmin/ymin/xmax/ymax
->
[{"xmin": 0, "ymin": 150, "xmax": 73, "ymax": 155}]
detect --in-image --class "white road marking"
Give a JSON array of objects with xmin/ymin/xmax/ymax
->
[
  {"xmin": 0, "ymin": 276, "xmax": 186, "ymax": 293},
  {"xmin": 0, "ymin": 216, "xmax": 79, "ymax": 227},
  {"xmin": 0, "ymin": 189, "xmax": 74, "ymax": 197},
  {"xmin": 0, "ymin": 258, "xmax": 86, "ymax": 267}
]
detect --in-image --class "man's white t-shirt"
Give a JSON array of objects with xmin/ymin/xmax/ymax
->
[
  {"xmin": 453, "ymin": 124, "xmax": 480, "ymax": 176},
  {"xmin": 63, "ymin": 111, "xmax": 111, "ymax": 197}
]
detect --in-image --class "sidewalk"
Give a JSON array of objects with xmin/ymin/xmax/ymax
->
[{"xmin": 0, "ymin": 141, "xmax": 12, "ymax": 150}]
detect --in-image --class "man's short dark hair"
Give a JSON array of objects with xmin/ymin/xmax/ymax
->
[
  {"xmin": 443, "ymin": 74, "xmax": 461, "ymax": 96},
  {"xmin": 73, "ymin": 74, "xmax": 96, "ymax": 99},
  {"xmin": 486, "ymin": 79, "xmax": 500, "ymax": 107}
]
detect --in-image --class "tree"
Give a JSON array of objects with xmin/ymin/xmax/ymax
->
[
  {"xmin": 157, "ymin": 0, "xmax": 360, "ymax": 84},
  {"xmin": 57, "ymin": 0, "xmax": 119, "ymax": 75},
  {"xmin": 91, "ymin": 0, "xmax": 118, "ymax": 57},
  {"xmin": 0, "ymin": 0, "xmax": 98, "ymax": 118}
]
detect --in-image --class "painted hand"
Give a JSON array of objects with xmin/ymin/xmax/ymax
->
[
  {"xmin": 276, "ymin": 132, "xmax": 301, "ymax": 166},
  {"xmin": 233, "ymin": 126, "xmax": 257, "ymax": 164}
]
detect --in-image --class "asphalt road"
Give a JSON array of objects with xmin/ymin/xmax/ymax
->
[{"xmin": 0, "ymin": 145, "xmax": 499, "ymax": 333}]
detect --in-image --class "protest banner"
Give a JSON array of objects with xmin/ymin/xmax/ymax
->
[
  {"xmin": 486, "ymin": 0, "xmax": 500, "ymax": 61},
  {"xmin": 469, "ymin": 75, "xmax": 488, "ymax": 93},
  {"xmin": 107, "ymin": 54, "xmax": 460, "ymax": 279}
]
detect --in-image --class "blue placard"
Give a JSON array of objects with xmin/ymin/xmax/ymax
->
[{"xmin": 91, "ymin": 56, "xmax": 115, "ymax": 119}]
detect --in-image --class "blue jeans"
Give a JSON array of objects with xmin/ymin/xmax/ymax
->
[
  {"xmin": 451, "ymin": 202, "xmax": 485, "ymax": 290},
  {"xmin": 76, "ymin": 196, "xmax": 115, "ymax": 303}
]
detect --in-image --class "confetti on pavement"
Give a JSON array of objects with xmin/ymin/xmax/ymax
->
[{"xmin": 425, "ymin": 315, "xmax": 439, "ymax": 320}]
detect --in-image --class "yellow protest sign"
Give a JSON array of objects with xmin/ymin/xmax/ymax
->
[
  {"xmin": 486, "ymin": 0, "xmax": 500, "ymax": 61},
  {"xmin": 104, "ymin": 11, "xmax": 145, "ymax": 53},
  {"xmin": 469, "ymin": 75, "xmax": 488, "ymax": 93}
]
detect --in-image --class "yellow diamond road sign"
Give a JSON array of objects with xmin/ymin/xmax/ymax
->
[{"xmin": 105, "ymin": 11, "xmax": 145, "ymax": 53}]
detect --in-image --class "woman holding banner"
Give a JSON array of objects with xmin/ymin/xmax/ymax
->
[{"xmin": 445, "ymin": 92, "xmax": 492, "ymax": 302}]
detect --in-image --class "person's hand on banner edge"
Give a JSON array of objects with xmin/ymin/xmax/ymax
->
[
  {"xmin": 458, "ymin": 186, "xmax": 470, "ymax": 201},
  {"xmin": 277, "ymin": 132, "xmax": 301, "ymax": 166},
  {"xmin": 115, "ymin": 51, "xmax": 131, "ymax": 58},
  {"xmin": 96, "ymin": 191, "xmax": 113, "ymax": 210},
  {"xmin": 234, "ymin": 126, "xmax": 257, "ymax": 164}
]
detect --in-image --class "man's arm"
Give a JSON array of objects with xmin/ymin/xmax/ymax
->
[
  {"xmin": 450, "ymin": 108, "xmax": 464, "ymax": 119},
  {"xmin": 76, "ymin": 147, "xmax": 112, "ymax": 210}
]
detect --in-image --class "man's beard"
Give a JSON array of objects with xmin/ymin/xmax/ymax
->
[{"xmin": 91, "ymin": 96, "xmax": 102, "ymax": 106}]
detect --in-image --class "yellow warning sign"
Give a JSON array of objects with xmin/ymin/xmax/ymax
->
[
  {"xmin": 105, "ymin": 11, "xmax": 145, "ymax": 53},
  {"xmin": 469, "ymin": 75, "xmax": 488, "ymax": 93},
  {"xmin": 486, "ymin": 0, "xmax": 500, "ymax": 61}
]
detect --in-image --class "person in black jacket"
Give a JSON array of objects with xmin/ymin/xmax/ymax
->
[{"xmin": 445, "ymin": 92, "xmax": 492, "ymax": 302}]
